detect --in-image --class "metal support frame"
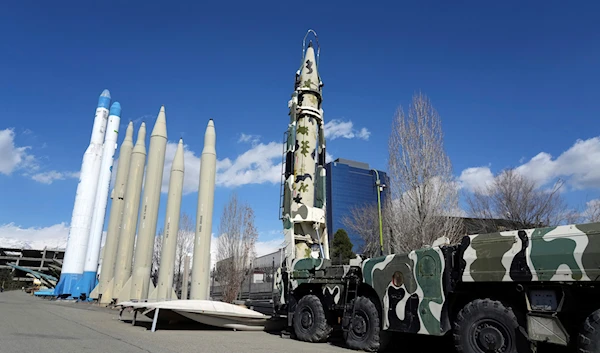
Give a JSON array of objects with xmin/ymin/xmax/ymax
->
[
  {"xmin": 151, "ymin": 308, "xmax": 160, "ymax": 332},
  {"xmin": 372, "ymin": 169, "xmax": 385, "ymax": 256}
]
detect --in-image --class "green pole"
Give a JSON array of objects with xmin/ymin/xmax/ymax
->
[{"xmin": 373, "ymin": 169, "xmax": 384, "ymax": 256}]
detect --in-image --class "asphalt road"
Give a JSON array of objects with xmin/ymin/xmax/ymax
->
[{"xmin": 0, "ymin": 290, "xmax": 568, "ymax": 353}]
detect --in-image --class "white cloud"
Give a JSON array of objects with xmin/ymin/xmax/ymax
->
[
  {"xmin": 514, "ymin": 137, "xmax": 600, "ymax": 190},
  {"xmin": 217, "ymin": 141, "xmax": 283, "ymax": 187},
  {"xmin": 0, "ymin": 128, "xmax": 38, "ymax": 175},
  {"xmin": 31, "ymin": 170, "xmax": 79, "ymax": 184},
  {"xmin": 324, "ymin": 119, "xmax": 371, "ymax": 141},
  {"xmin": 459, "ymin": 166, "xmax": 495, "ymax": 193},
  {"xmin": 0, "ymin": 223, "xmax": 69, "ymax": 249},
  {"xmin": 326, "ymin": 152, "xmax": 334, "ymax": 163},
  {"xmin": 238, "ymin": 133, "xmax": 261, "ymax": 146},
  {"xmin": 157, "ymin": 140, "xmax": 284, "ymax": 193},
  {"xmin": 460, "ymin": 137, "xmax": 600, "ymax": 194},
  {"xmin": 255, "ymin": 238, "xmax": 285, "ymax": 257}
]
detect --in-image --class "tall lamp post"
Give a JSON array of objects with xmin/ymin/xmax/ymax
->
[{"xmin": 372, "ymin": 169, "xmax": 386, "ymax": 256}]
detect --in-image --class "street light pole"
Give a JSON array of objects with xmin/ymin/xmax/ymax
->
[{"xmin": 372, "ymin": 169, "xmax": 385, "ymax": 256}]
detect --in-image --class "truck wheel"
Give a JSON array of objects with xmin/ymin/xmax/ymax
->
[
  {"xmin": 344, "ymin": 296, "xmax": 389, "ymax": 352},
  {"xmin": 292, "ymin": 294, "xmax": 332, "ymax": 343},
  {"xmin": 578, "ymin": 308, "xmax": 600, "ymax": 353},
  {"xmin": 453, "ymin": 299, "xmax": 530, "ymax": 353}
]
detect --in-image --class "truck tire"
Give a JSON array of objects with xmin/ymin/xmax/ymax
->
[
  {"xmin": 453, "ymin": 299, "xmax": 530, "ymax": 353},
  {"xmin": 344, "ymin": 296, "xmax": 390, "ymax": 352},
  {"xmin": 578, "ymin": 308, "xmax": 600, "ymax": 353},
  {"xmin": 292, "ymin": 294, "xmax": 332, "ymax": 343}
]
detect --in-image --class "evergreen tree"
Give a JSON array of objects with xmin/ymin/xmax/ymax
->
[{"xmin": 331, "ymin": 229, "xmax": 355, "ymax": 265}]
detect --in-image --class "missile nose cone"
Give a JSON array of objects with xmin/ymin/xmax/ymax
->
[
  {"xmin": 109, "ymin": 102, "xmax": 122, "ymax": 117},
  {"xmin": 98, "ymin": 89, "xmax": 111, "ymax": 109},
  {"xmin": 299, "ymin": 45, "xmax": 320, "ymax": 92},
  {"xmin": 151, "ymin": 105, "xmax": 167, "ymax": 138},
  {"xmin": 124, "ymin": 121, "xmax": 134, "ymax": 143},
  {"xmin": 172, "ymin": 138, "xmax": 185, "ymax": 172},
  {"xmin": 133, "ymin": 122, "xmax": 147, "ymax": 153},
  {"xmin": 307, "ymin": 40, "xmax": 313, "ymax": 48},
  {"xmin": 202, "ymin": 119, "xmax": 216, "ymax": 154}
]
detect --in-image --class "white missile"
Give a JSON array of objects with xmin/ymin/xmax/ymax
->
[
  {"xmin": 94, "ymin": 121, "xmax": 134, "ymax": 302},
  {"xmin": 155, "ymin": 138, "xmax": 185, "ymax": 300},
  {"xmin": 129, "ymin": 106, "xmax": 167, "ymax": 300},
  {"xmin": 190, "ymin": 119, "xmax": 216, "ymax": 300},
  {"xmin": 77, "ymin": 102, "xmax": 122, "ymax": 299},
  {"xmin": 55, "ymin": 89, "xmax": 110, "ymax": 298},
  {"xmin": 110, "ymin": 122, "xmax": 147, "ymax": 302}
]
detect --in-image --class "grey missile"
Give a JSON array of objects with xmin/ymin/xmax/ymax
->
[
  {"xmin": 129, "ymin": 106, "xmax": 168, "ymax": 300},
  {"xmin": 94, "ymin": 121, "xmax": 134, "ymax": 301},
  {"xmin": 107, "ymin": 122, "xmax": 147, "ymax": 303},
  {"xmin": 190, "ymin": 119, "xmax": 216, "ymax": 300},
  {"xmin": 155, "ymin": 138, "xmax": 184, "ymax": 300}
]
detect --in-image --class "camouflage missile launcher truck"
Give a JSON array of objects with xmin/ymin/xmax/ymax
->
[{"xmin": 273, "ymin": 222, "xmax": 600, "ymax": 353}]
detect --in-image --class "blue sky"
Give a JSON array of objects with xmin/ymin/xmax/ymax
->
[{"xmin": 1, "ymin": 1, "xmax": 599, "ymax": 254}]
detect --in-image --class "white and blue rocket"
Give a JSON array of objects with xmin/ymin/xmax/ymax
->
[
  {"xmin": 75, "ymin": 101, "xmax": 122, "ymax": 299},
  {"xmin": 54, "ymin": 90, "xmax": 112, "ymax": 298}
]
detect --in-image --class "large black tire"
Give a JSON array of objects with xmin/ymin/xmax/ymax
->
[
  {"xmin": 579, "ymin": 308, "xmax": 600, "ymax": 353},
  {"xmin": 292, "ymin": 294, "xmax": 332, "ymax": 343},
  {"xmin": 344, "ymin": 296, "xmax": 390, "ymax": 352},
  {"xmin": 453, "ymin": 299, "xmax": 531, "ymax": 353}
]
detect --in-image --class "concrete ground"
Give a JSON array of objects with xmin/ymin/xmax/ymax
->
[{"xmin": 0, "ymin": 290, "xmax": 567, "ymax": 353}]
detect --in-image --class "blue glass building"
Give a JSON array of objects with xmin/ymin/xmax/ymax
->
[{"xmin": 325, "ymin": 158, "xmax": 389, "ymax": 253}]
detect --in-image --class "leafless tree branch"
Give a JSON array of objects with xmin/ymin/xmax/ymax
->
[
  {"xmin": 466, "ymin": 168, "xmax": 569, "ymax": 232},
  {"xmin": 215, "ymin": 192, "xmax": 258, "ymax": 303},
  {"xmin": 386, "ymin": 92, "xmax": 463, "ymax": 251}
]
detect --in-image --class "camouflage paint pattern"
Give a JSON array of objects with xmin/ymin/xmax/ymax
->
[
  {"xmin": 461, "ymin": 222, "xmax": 600, "ymax": 283},
  {"xmin": 362, "ymin": 246, "xmax": 449, "ymax": 336},
  {"xmin": 281, "ymin": 34, "xmax": 329, "ymax": 272}
]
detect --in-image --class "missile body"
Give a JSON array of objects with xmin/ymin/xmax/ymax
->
[
  {"xmin": 282, "ymin": 35, "xmax": 329, "ymax": 270},
  {"xmin": 110, "ymin": 122, "xmax": 147, "ymax": 300},
  {"xmin": 95, "ymin": 121, "xmax": 134, "ymax": 300},
  {"xmin": 129, "ymin": 106, "xmax": 167, "ymax": 300},
  {"xmin": 77, "ymin": 102, "xmax": 122, "ymax": 299},
  {"xmin": 156, "ymin": 139, "xmax": 184, "ymax": 300},
  {"xmin": 190, "ymin": 119, "xmax": 216, "ymax": 300},
  {"xmin": 55, "ymin": 90, "xmax": 110, "ymax": 297}
]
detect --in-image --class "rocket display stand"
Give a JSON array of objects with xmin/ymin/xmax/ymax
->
[{"xmin": 116, "ymin": 300, "xmax": 269, "ymax": 332}]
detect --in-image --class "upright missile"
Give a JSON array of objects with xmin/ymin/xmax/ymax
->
[
  {"xmin": 190, "ymin": 119, "xmax": 216, "ymax": 300},
  {"xmin": 95, "ymin": 121, "xmax": 134, "ymax": 301},
  {"xmin": 76, "ymin": 102, "xmax": 122, "ymax": 299},
  {"xmin": 55, "ymin": 89, "xmax": 110, "ymax": 297},
  {"xmin": 129, "ymin": 106, "xmax": 167, "ymax": 300},
  {"xmin": 110, "ymin": 122, "xmax": 146, "ymax": 301},
  {"xmin": 156, "ymin": 138, "xmax": 184, "ymax": 300},
  {"xmin": 282, "ymin": 30, "xmax": 329, "ymax": 269}
]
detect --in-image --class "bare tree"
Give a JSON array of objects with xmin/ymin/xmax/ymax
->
[
  {"xmin": 215, "ymin": 192, "xmax": 258, "ymax": 303},
  {"xmin": 466, "ymin": 168, "xmax": 568, "ymax": 232},
  {"xmin": 386, "ymin": 92, "xmax": 463, "ymax": 251},
  {"xmin": 174, "ymin": 212, "xmax": 195, "ymax": 293},
  {"xmin": 151, "ymin": 228, "xmax": 163, "ymax": 286},
  {"xmin": 583, "ymin": 199, "xmax": 600, "ymax": 223}
]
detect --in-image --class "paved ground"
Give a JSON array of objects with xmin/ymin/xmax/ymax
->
[{"xmin": 0, "ymin": 290, "xmax": 568, "ymax": 353}]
